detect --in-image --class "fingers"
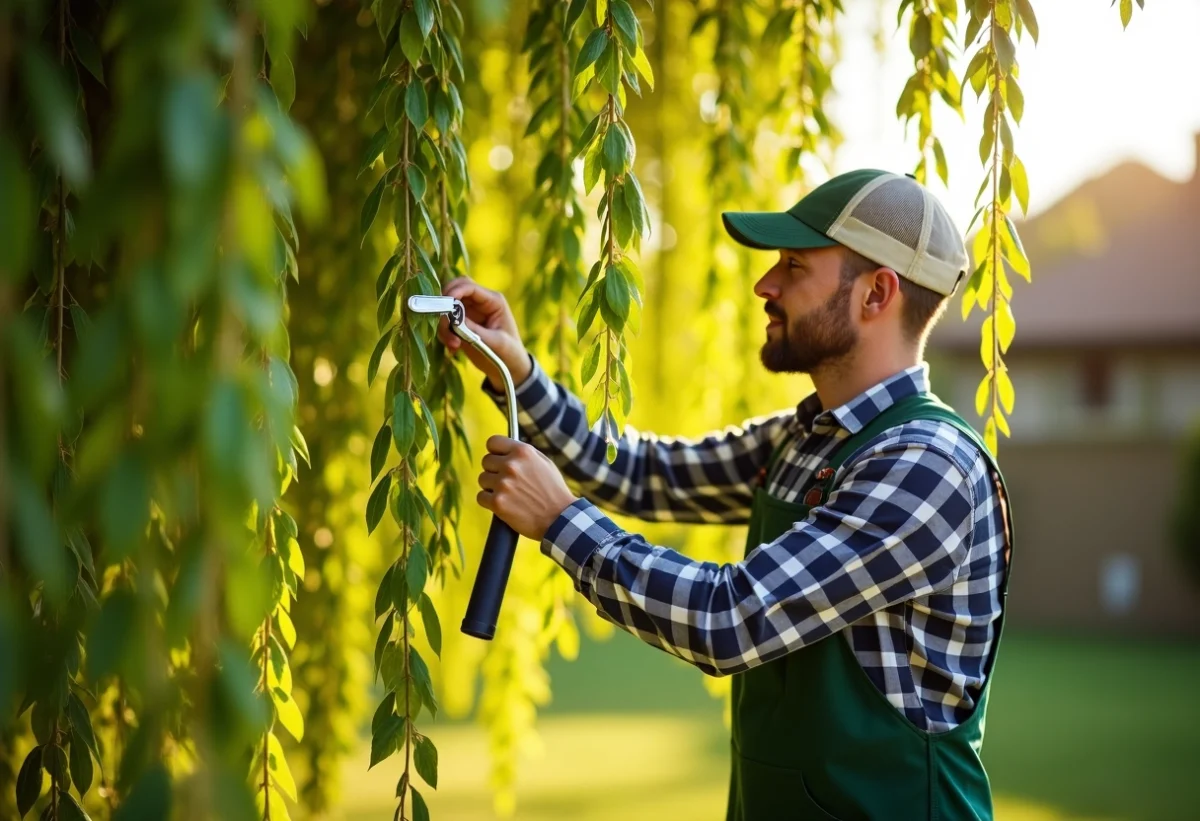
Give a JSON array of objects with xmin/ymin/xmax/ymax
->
[
  {"xmin": 481, "ymin": 453, "xmax": 505, "ymax": 474},
  {"xmin": 436, "ymin": 315, "xmax": 462, "ymax": 351},
  {"xmin": 486, "ymin": 435, "xmax": 521, "ymax": 456}
]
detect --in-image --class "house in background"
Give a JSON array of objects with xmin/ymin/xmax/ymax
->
[{"xmin": 927, "ymin": 133, "xmax": 1200, "ymax": 636}]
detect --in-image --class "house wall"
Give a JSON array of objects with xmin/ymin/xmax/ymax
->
[
  {"xmin": 925, "ymin": 349, "xmax": 1200, "ymax": 635},
  {"xmin": 995, "ymin": 439, "xmax": 1200, "ymax": 636}
]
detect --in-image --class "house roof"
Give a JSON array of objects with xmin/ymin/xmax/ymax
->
[{"xmin": 929, "ymin": 136, "xmax": 1200, "ymax": 350}]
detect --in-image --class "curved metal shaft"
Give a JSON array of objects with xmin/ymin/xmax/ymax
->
[{"xmin": 406, "ymin": 295, "xmax": 518, "ymax": 438}]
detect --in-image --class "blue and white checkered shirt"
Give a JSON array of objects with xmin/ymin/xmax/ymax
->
[{"xmin": 484, "ymin": 356, "xmax": 1010, "ymax": 732}]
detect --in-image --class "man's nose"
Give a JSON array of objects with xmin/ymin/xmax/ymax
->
[{"xmin": 754, "ymin": 268, "xmax": 781, "ymax": 301}]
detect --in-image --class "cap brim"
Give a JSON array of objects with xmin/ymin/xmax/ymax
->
[{"xmin": 721, "ymin": 211, "xmax": 838, "ymax": 251}]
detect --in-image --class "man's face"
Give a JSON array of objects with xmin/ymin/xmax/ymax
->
[{"xmin": 755, "ymin": 246, "xmax": 858, "ymax": 374}]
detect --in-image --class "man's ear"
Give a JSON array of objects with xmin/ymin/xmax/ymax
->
[{"xmin": 862, "ymin": 267, "xmax": 900, "ymax": 315}]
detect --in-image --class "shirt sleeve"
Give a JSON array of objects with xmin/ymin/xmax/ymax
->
[
  {"xmin": 481, "ymin": 353, "xmax": 792, "ymax": 525},
  {"xmin": 538, "ymin": 433, "xmax": 978, "ymax": 676}
]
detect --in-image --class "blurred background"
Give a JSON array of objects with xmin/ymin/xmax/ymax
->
[
  {"xmin": 331, "ymin": 1, "xmax": 1200, "ymax": 818},
  {"xmin": 3, "ymin": 0, "xmax": 1198, "ymax": 819}
]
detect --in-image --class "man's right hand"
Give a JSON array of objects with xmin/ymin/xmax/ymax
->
[{"xmin": 436, "ymin": 276, "xmax": 532, "ymax": 391}]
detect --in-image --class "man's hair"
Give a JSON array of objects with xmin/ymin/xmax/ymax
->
[{"xmin": 839, "ymin": 247, "xmax": 948, "ymax": 343}]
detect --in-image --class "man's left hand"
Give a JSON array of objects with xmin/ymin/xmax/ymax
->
[{"xmin": 478, "ymin": 436, "xmax": 578, "ymax": 542}]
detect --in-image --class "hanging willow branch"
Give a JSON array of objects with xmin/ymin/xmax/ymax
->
[
  {"xmin": 520, "ymin": 0, "xmax": 589, "ymax": 393},
  {"xmin": 573, "ymin": 0, "xmax": 652, "ymax": 462},
  {"xmin": 247, "ymin": 11, "xmax": 314, "ymax": 819},
  {"xmin": 961, "ymin": 0, "xmax": 1035, "ymax": 455},
  {"xmin": 896, "ymin": 0, "xmax": 963, "ymax": 184},
  {"xmin": 768, "ymin": 0, "xmax": 842, "ymax": 182},
  {"xmin": 362, "ymin": 0, "xmax": 460, "ymax": 818},
  {"xmin": 11, "ymin": 0, "xmax": 99, "ymax": 816}
]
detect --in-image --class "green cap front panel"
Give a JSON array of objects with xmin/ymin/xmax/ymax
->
[{"xmin": 786, "ymin": 168, "xmax": 892, "ymax": 233}]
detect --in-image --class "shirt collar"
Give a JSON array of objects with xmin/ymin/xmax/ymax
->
[{"xmin": 794, "ymin": 363, "xmax": 930, "ymax": 435}]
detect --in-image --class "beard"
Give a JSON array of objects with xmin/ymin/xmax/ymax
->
[{"xmin": 761, "ymin": 278, "xmax": 857, "ymax": 374}]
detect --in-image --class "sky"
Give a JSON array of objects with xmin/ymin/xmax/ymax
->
[{"xmin": 830, "ymin": 0, "xmax": 1200, "ymax": 228}]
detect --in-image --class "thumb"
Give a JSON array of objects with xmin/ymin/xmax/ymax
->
[{"xmin": 463, "ymin": 316, "xmax": 512, "ymax": 351}]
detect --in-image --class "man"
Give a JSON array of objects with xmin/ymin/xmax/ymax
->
[{"xmin": 436, "ymin": 169, "xmax": 1012, "ymax": 820}]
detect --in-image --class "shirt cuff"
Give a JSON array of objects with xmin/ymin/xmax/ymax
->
[
  {"xmin": 480, "ymin": 350, "xmax": 541, "ymax": 406},
  {"xmin": 541, "ymin": 498, "xmax": 623, "ymax": 593}
]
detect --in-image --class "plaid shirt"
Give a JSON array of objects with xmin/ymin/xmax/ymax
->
[{"xmin": 483, "ymin": 356, "xmax": 1009, "ymax": 732}]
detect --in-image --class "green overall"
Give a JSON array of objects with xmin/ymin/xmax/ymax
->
[{"xmin": 727, "ymin": 394, "xmax": 1013, "ymax": 821}]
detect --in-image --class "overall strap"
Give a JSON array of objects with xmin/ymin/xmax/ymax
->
[{"xmin": 818, "ymin": 392, "xmax": 1014, "ymax": 597}]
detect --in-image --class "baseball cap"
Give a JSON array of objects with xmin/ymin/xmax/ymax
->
[{"xmin": 721, "ymin": 169, "xmax": 969, "ymax": 296}]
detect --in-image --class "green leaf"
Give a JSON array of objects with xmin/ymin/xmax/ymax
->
[
  {"xmin": 576, "ymin": 284, "xmax": 601, "ymax": 341},
  {"xmin": 69, "ymin": 23, "xmax": 105, "ymax": 86},
  {"xmin": 994, "ymin": 28, "xmax": 1016, "ymax": 73},
  {"xmin": 1014, "ymin": 0, "xmax": 1039, "ymax": 42},
  {"xmin": 604, "ymin": 268, "xmax": 630, "ymax": 328},
  {"xmin": 290, "ymin": 424, "xmax": 311, "ymax": 467},
  {"xmin": 406, "ymin": 540, "xmax": 428, "ymax": 601},
  {"xmin": 611, "ymin": 0, "xmax": 639, "ymax": 48},
  {"xmin": 997, "ymin": 298, "xmax": 1016, "ymax": 352},
  {"xmin": 565, "ymin": 0, "xmax": 588, "ymax": 34},
  {"xmin": 369, "ymin": 713, "xmax": 405, "ymax": 769},
  {"xmin": 997, "ymin": 367, "xmax": 1015, "ymax": 414},
  {"xmin": 393, "ymin": 394, "xmax": 416, "ymax": 456},
  {"xmin": 1120, "ymin": 0, "xmax": 1132, "ymax": 27},
  {"xmin": 581, "ymin": 338, "xmax": 602, "ymax": 385},
  {"xmin": 266, "ymin": 731, "xmax": 298, "ymax": 801},
  {"xmin": 630, "ymin": 46, "xmax": 654, "ymax": 90},
  {"xmin": 399, "ymin": 10, "xmax": 426, "ymax": 66},
  {"xmin": 359, "ymin": 126, "xmax": 389, "ymax": 178},
  {"xmin": 1010, "ymin": 154, "xmax": 1030, "ymax": 214},
  {"xmin": 409, "ymin": 647, "xmax": 437, "ymax": 717},
  {"xmin": 412, "ymin": 786, "xmax": 431, "ymax": 821},
  {"xmin": 270, "ymin": 54, "xmax": 296, "ymax": 111},
  {"xmin": 361, "ymin": 174, "xmax": 386, "ymax": 246},
  {"xmin": 57, "ymin": 790, "xmax": 90, "ymax": 821},
  {"xmin": 601, "ymin": 125, "xmax": 627, "ymax": 177},
  {"xmin": 417, "ymin": 394, "xmax": 440, "ymax": 457},
  {"xmin": 418, "ymin": 593, "xmax": 442, "ymax": 658},
  {"xmin": 407, "ymin": 165, "xmax": 427, "ymax": 201},
  {"xmin": 273, "ymin": 686, "xmax": 305, "ymax": 741},
  {"xmin": 575, "ymin": 29, "xmax": 609, "ymax": 75},
  {"xmin": 405, "ymin": 80, "xmax": 429, "ymax": 128},
  {"xmin": 975, "ymin": 374, "xmax": 991, "ymax": 418},
  {"xmin": 372, "ymin": 425, "xmax": 392, "ymax": 481},
  {"xmin": 374, "ymin": 612, "xmax": 394, "ymax": 677},
  {"xmin": 70, "ymin": 730, "xmax": 94, "ymax": 796},
  {"xmin": 1006, "ymin": 77, "xmax": 1025, "ymax": 123},
  {"xmin": 596, "ymin": 39, "xmax": 622, "ymax": 96},
  {"xmin": 932, "ymin": 138, "xmax": 949, "ymax": 186},
  {"xmin": 414, "ymin": 734, "xmax": 438, "ymax": 789},
  {"xmin": 1001, "ymin": 215, "xmax": 1031, "ymax": 281},
  {"xmin": 414, "ymin": 0, "xmax": 435, "ymax": 37},
  {"xmin": 371, "ymin": 326, "xmax": 397, "ymax": 384},
  {"xmin": 68, "ymin": 692, "xmax": 101, "ymax": 761},
  {"xmin": 21, "ymin": 47, "xmax": 89, "ymax": 186},
  {"xmin": 16, "ymin": 746, "xmax": 42, "ymax": 818},
  {"xmin": 367, "ymin": 473, "xmax": 392, "ymax": 535},
  {"xmin": 583, "ymin": 132, "xmax": 604, "ymax": 194},
  {"xmin": 611, "ymin": 192, "xmax": 633, "ymax": 247}
]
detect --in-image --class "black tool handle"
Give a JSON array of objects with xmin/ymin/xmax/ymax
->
[{"xmin": 460, "ymin": 515, "xmax": 520, "ymax": 640}]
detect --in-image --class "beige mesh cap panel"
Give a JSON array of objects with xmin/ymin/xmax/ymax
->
[
  {"xmin": 722, "ymin": 169, "xmax": 970, "ymax": 297},
  {"xmin": 827, "ymin": 173, "xmax": 969, "ymax": 296}
]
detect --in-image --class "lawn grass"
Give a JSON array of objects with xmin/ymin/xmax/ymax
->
[{"xmin": 338, "ymin": 629, "xmax": 1199, "ymax": 820}]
